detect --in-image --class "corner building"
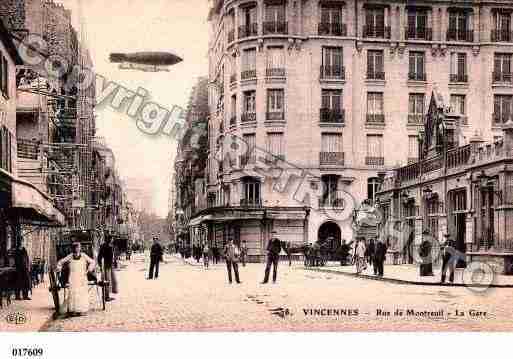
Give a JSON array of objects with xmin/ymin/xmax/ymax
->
[{"xmin": 203, "ymin": 0, "xmax": 513, "ymax": 261}]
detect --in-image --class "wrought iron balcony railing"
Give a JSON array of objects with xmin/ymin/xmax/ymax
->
[
  {"xmin": 491, "ymin": 29, "xmax": 513, "ymax": 42},
  {"xmin": 450, "ymin": 73, "xmax": 468, "ymax": 83},
  {"xmin": 367, "ymin": 70, "xmax": 385, "ymax": 80},
  {"xmin": 405, "ymin": 27, "xmax": 432, "ymax": 40},
  {"xmin": 492, "ymin": 71, "xmax": 513, "ymax": 83},
  {"xmin": 241, "ymin": 112, "xmax": 256, "ymax": 123},
  {"xmin": 240, "ymin": 198, "xmax": 262, "ymax": 207},
  {"xmin": 408, "ymin": 72, "xmax": 426, "ymax": 81},
  {"xmin": 446, "ymin": 29, "xmax": 474, "ymax": 42},
  {"xmin": 318, "ymin": 22, "xmax": 347, "ymax": 36},
  {"xmin": 366, "ymin": 113, "xmax": 385, "ymax": 124},
  {"xmin": 17, "ymin": 139, "xmax": 39, "ymax": 160},
  {"xmin": 241, "ymin": 69, "xmax": 257, "ymax": 80},
  {"xmin": 320, "ymin": 65, "xmax": 345, "ymax": 80},
  {"xmin": 238, "ymin": 23, "xmax": 258, "ymax": 38},
  {"xmin": 266, "ymin": 111, "xmax": 285, "ymax": 122},
  {"xmin": 365, "ymin": 156, "xmax": 385, "ymax": 166},
  {"xmin": 318, "ymin": 197, "xmax": 345, "ymax": 208},
  {"xmin": 263, "ymin": 21, "xmax": 288, "ymax": 35},
  {"xmin": 407, "ymin": 113, "xmax": 423, "ymax": 124},
  {"xmin": 319, "ymin": 108, "xmax": 345, "ymax": 124},
  {"xmin": 493, "ymin": 112, "xmax": 513, "ymax": 124},
  {"xmin": 363, "ymin": 25, "xmax": 391, "ymax": 39},
  {"xmin": 266, "ymin": 68, "xmax": 286, "ymax": 77},
  {"xmin": 320, "ymin": 152, "xmax": 344, "ymax": 166}
]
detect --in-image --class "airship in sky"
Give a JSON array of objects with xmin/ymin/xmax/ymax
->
[{"xmin": 109, "ymin": 51, "xmax": 183, "ymax": 72}]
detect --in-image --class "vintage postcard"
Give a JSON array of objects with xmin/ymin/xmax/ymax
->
[{"xmin": 1, "ymin": 0, "xmax": 513, "ymax": 341}]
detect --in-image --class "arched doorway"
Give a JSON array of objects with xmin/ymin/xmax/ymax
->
[{"xmin": 317, "ymin": 221, "xmax": 342, "ymax": 254}]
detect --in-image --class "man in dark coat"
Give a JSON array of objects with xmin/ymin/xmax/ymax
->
[
  {"xmin": 98, "ymin": 236, "xmax": 117, "ymax": 301},
  {"xmin": 441, "ymin": 239, "xmax": 457, "ymax": 284},
  {"xmin": 261, "ymin": 231, "xmax": 282, "ymax": 284},
  {"xmin": 14, "ymin": 240, "xmax": 31, "ymax": 300},
  {"xmin": 373, "ymin": 239, "xmax": 387, "ymax": 277},
  {"xmin": 148, "ymin": 237, "xmax": 163, "ymax": 279},
  {"xmin": 366, "ymin": 238, "xmax": 375, "ymax": 266}
]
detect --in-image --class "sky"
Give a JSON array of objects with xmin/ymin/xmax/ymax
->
[{"xmin": 59, "ymin": 0, "xmax": 210, "ymax": 217}]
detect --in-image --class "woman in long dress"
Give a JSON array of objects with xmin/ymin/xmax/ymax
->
[
  {"xmin": 354, "ymin": 239, "xmax": 367, "ymax": 274},
  {"xmin": 56, "ymin": 242, "xmax": 95, "ymax": 316}
]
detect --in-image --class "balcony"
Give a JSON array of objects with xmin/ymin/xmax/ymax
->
[
  {"xmin": 266, "ymin": 68, "xmax": 286, "ymax": 77},
  {"xmin": 263, "ymin": 21, "xmax": 288, "ymax": 35},
  {"xmin": 446, "ymin": 29, "xmax": 474, "ymax": 42},
  {"xmin": 320, "ymin": 152, "xmax": 344, "ymax": 166},
  {"xmin": 240, "ymin": 198, "xmax": 262, "ymax": 207},
  {"xmin": 493, "ymin": 112, "xmax": 513, "ymax": 124},
  {"xmin": 363, "ymin": 25, "xmax": 391, "ymax": 39},
  {"xmin": 318, "ymin": 197, "xmax": 345, "ymax": 208},
  {"xmin": 241, "ymin": 69, "xmax": 257, "ymax": 80},
  {"xmin": 408, "ymin": 72, "xmax": 426, "ymax": 81},
  {"xmin": 319, "ymin": 108, "xmax": 345, "ymax": 124},
  {"xmin": 366, "ymin": 113, "xmax": 385, "ymax": 124},
  {"xmin": 227, "ymin": 29, "xmax": 235, "ymax": 43},
  {"xmin": 407, "ymin": 113, "xmax": 423, "ymax": 125},
  {"xmin": 366, "ymin": 70, "xmax": 385, "ymax": 80},
  {"xmin": 450, "ymin": 73, "xmax": 468, "ymax": 83},
  {"xmin": 405, "ymin": 27, "xmax": 432, "ymax": 40},
  {"xmin": 491, "ymin": 29, "xmax": 513, "ymax": 42},
  {"xmin": 365, "ymin": 156, "xmax": 384, "ymax": 166},
  {"xmin": 320, "ymin": 65, "xmax": 345, "ymax": 80},
  {"xmin": 241, "ymin": 112, "xmax": 256, "ymax": 123},
  {"xmin": 447, "ymin": 145, "xmax": 471, "ymax": 169},
  {"xmin": 17, "ymin": 139, "xmax": 39, "ymax": 160},
  {"xmin": 238, "ymin": 23, "xmax": 258, "ymax": 38},
  {"xmin": 266, "ymin": 111, "xmax": 285, "ymax": 122},
  {"xmin": 492, "ymin": 71, "xmax": 513, "ymax": 83},
  {"xmin": 230, "ymin": 116, "xmax": 236, "ymax": 127},
  {"xmin": 318, "ymin": 22, "xmax": 347, "ymax": 36}
]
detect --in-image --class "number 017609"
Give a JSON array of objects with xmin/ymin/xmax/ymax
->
[{"xmin": 11, "ymin": 348, "xmax": 44, "ymax": 357}]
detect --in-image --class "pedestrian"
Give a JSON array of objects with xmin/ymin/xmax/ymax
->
[
  {"xmin": 56, "ymin": 242, "xmax": 95, "ymax": 317},
  {"xmin": 203, "ymin": 242, "xmax": 210, "ymax": 269},
  {"xmin": 240, "ymin": 240, "xmax": 248, "ymax": 267},
  {"xmin": 373, "ymin": 238, "xmax": 387, "ymax": 277},
  {"xmin": 354, "ymin": 238, "xmax": 367, "ymax": 274},
  {"xmin": 223, "ymin": 238, "xmax": 241, "ymax": 284},
  {"xmin": 366, "ymin": 238, "xmax": 375, "ymax": 266},
  {"xmin": 441, "ymin": 239, "xmax": 457, "ymax": 284},
  {"xmin": 98, "ymin": 236, "xmax": 118, "ymax": 301},
  {"xmin": 212, "ymin": 246, "xmax": 219, "ymax": 264},
  {"xmin": 13, "ymin": 239, "xmax": 31, "ymax": 300},
  {"xmin": 261, "ymin": 231, "xmax": 282, "ymax": 284},
  {"xmin": 148, "ymin": 237, "xmax": 163, "ymax": 279},
  {"xmin": 419, "ymin": 230, "xmax": 434, "ymax": 276}
]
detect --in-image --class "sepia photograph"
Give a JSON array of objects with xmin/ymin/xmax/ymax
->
[{"xmin": 0, "ymin": 0, "xmax": 513, "ymax": 354}]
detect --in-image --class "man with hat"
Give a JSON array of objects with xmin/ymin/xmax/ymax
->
[
  {"xmin": 148, "ymin": 236, "xmax": 163, "ymax": 279},
  {"xmin": 261, "ymin": 230, "xmax": 282, "ymax": 284},
  {"xmin": 223, "ymin": 237, "xmax": 241, "ymax": 284},
  {"xmin": 441, "ymin": 236, "xmax": 457, "ymax": 284},
  {"xmin": 98, "ymin": 235, "xmax": 118, "ymax": 301}
]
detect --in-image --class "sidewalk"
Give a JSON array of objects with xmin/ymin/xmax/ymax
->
[
  {"xmin": 304, "ymin": 262, "xmax": 513, "ymax": 288},
  {"xmin": 0, "ymin": 282, "xmax": 54, "ymax": 332}
]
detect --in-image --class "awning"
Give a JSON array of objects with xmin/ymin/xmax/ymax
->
[
  {"xmin": 9, "ymin": 177, "xmax": 66, "ymax": 227},
  {"xmin": 189, "ymin": 214, "xmax": 213, "ymax": 226}
]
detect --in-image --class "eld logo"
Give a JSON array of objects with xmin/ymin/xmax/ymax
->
[{"xmin": 5, "ymin": 312, "xmax": 27, "ymax": 325}]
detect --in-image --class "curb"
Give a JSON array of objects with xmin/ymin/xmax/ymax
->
[{"xmin": 302, "ymin": 267, "xmax": 513, "ymax": 288}]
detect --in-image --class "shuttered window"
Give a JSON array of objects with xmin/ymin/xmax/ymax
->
[
  {"xmin": 242, "ymin": 48, "xmax": 256, "ymax": 71},
  {"xmin": 243, "ymin": 91, "xmax": 256, "ymax": 113},
  {"xmin": 494, "ymin": 95, "xmax": 513, "ymax": 123},
  {"xmin": 321, "ymin": 89, "xmax": 342, "ymax": 110},
  {"xmin": 267, "ymin": 89, "xmax": 284, "ymax": 112},
  {"xmin": 0, "ymin": 126, "xmax": 12, "ymax": 172},
  {"xmin": 450, "ymin": 53, "xmax": 467, "ymax": 77},
  {"xmin": 408, "ymin": 135, "xmax": 419, "ymax": 159},
  {"xmin": 494, "ymin": 53, "xmax": 512, "ymax": 74},
  {"xmin": 321, "ymin": 133, "xmax": 342, "ymax": 153},
  {"xmin": 367, "ymin": 92, "xmax": 383, "ymax": 115},
  {"xmin": 367, "ymin": 50, "xmax": 384, "ymax": 75},
  {"xmin": 409, "ymin": 51, "xmax": 425, "ymax": 77},
  {"xmin": 366, "ymin": 134, "xmax": 383, "ymax": 158},
  {"xmin": 266, "ymin": 132, "xmax": 284, "ymax": 159},
  {"xmin": 266, "ymin": 46, "xmax": 285, "ymax": 69},
  {"xmin": 265, "ymin": 4, "xmax": 285, "ymax": 22},
  {"xmin": 450, "ymin": 94, "xmax": 466, "ymax": 115},
  {"xmin": 408, "ymin": 93, "xmax": 424, "ymax": 115},
  {"xmin": 242, "ymin": 133, "xmax": 256, "ymax": 163}
]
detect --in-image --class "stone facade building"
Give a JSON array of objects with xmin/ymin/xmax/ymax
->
[{"xmin": 201, "ymin": 0, "xmax": 513, "ymax": 261}]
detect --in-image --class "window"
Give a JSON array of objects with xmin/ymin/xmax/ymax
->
[
  {"xmin": 367, "ymin": 177, "xmax": 381, "ymax": 203},
  {"xmin": 408, "ymin": 93, "xmax": 424, "ymax": 124},
  {"xmin": 408, "ymin": 135, "xmax": 419, "ymax": 163},
  {"xmin": 319, "ymin": 5, "xmax": 345, "ymax": 36},
  {"xmin": 408, "ymin": 51, "xmax": 426, "ymax": 81},
  {"xmin": 492, "ymin": 11, "xmax": 512, "ymax": 42},
  {"xmin": 242, "ymin": 91, "xmax": 256, "ymax": 122},
  {"xmin": 266, "ymin": 46, "xmax": 285, "ymax": 77},
  {"xmin": 366, "ymin": 134, "xmax": 384, "ymax": 165},
  {"xmin": 1, "ymin": 56, "xmax": 8, "ymax": 98},
  {"xmin": 450, "ymin": 94, "xmax": 466, "ymax": 116},
  {"xmin": 367, "ymin": 92, "xmax": 384, "ymax": 123},
  {"xmin": 230, "ymin": 55, "xmax": 237, "ymax": 83},
  {"xmin": 364, "ymin": 7, "xmax": 388, "ymax": 38},
  {"xmin": 242, "ymin": 177, "xmax": 261, "ymax": 206},
  {"xmin": 227, "ymin": 10, "xmax": 235, "ymax": 42},
  {"xmin": 0, "ymin": 126, "xmax": 12, "ymax": 173},
  {"xmin": 493, "ymin": 94, "xmax": 513, "ymax": 124},
  {"xmin": 241, "ymin": 48, "xmax": 256, "ymax": 79},
  {"xmin": 320, "ymin": 133, "xmax": 343, "ymax": 165},
  {"xmin": 239, "ymin": 5, "xmax": 258, "ymax": 37},
  {"xmin": 321, "ymin": 47, "xmax": 343, "ymax": 79},
  {"xmin": 242, "ymin": 133, "xmax": 256, "ymax": 164},
  {"xmin": 367, "ymin": 50, "xmax": 384, "ymax": 79},
  {"xmin": 230, "ymin": 95, "xmax": 237, "ymax": 126},
  {"xmin": 493, "ymin": 53, "xmax": 512, "ymax": 82},
  {"xmin": 425, "ymin": 197, "xmax": 440, "ymax": 240},
  {"xmin": 264, "ymin": 3, "xmax": 287, "ymax": 34},
  {"xmin": 320, "ymin": 89, "xmax": 343, "ymax": 123},
  {"xmin": 266, "ymin": 132, "xmax": 284, "ymax": 160},
  {"xmin": 450, "ymin": 53, "xmax": 468, "ymax": 82},
  {"xmin": 407, "ymin": 9, "xmax": 430, "ymax": 40},
  {"xmin": 448, "ymin": 10, "xmax": 473, "ymax": 41},
  {"xmin": 266, "ymin": 89, "xmax": 284, "ymax": 121},
  {"xmin": 321, "ymin": 175, "xmax": 341, "ymax": 207}
]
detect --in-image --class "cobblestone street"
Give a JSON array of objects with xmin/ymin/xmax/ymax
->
[{"xmin": 39, "ymin": 253, "xmax": 513, "ymax": 331}]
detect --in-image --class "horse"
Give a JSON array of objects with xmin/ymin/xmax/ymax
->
[{"xmin": 280, "ymin": 241, "xmax": 309, "ymax": 266}]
